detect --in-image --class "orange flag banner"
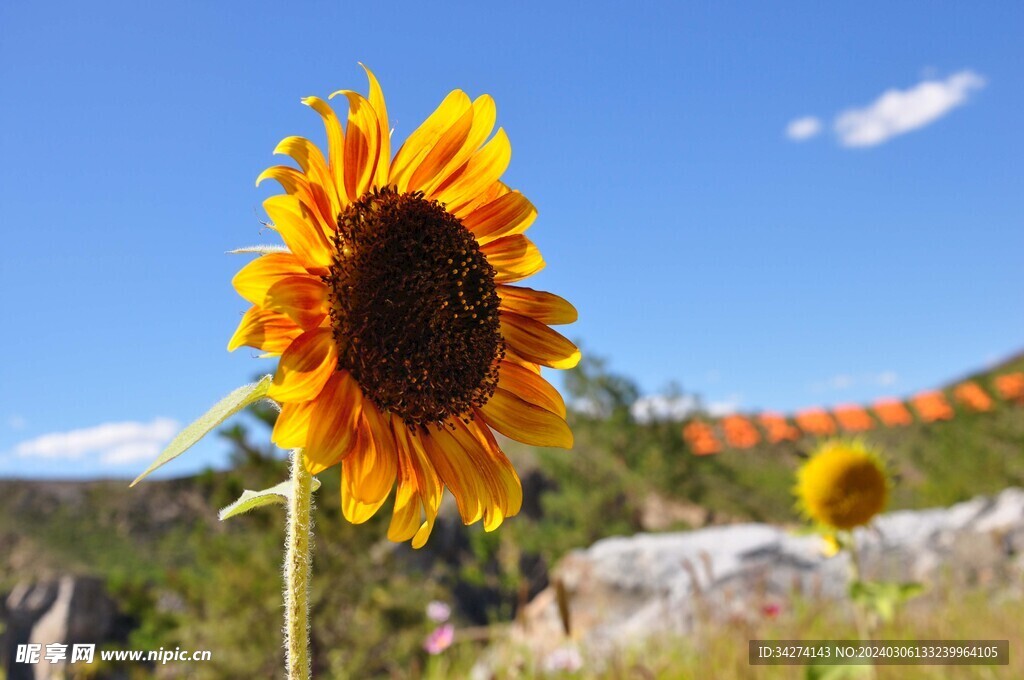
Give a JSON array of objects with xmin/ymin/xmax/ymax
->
[
  {"xmin": 687, "ymin": 362, "xmax": 1023, "ymax": 455},
  {"xmin": 721, "ymin": 415, "xmax": 761, "ymax": 448},
  {"xmin": 911, "ymin": 390, "xmax": 954, "ymax": 422},
  {"xmin": 872, "ymin": 399, "xmax": 913, "ymax": 426},
  {"xmin": 683, "ymin": 421, "xmax": 722, "ymax": 456},
  {"xmin": 994, "ymin": 372, "xmax": 1024, "ymax": 402},
  {"xmin": 953, "ymin": 382, "xmax": 993, "ymax": 412},
  {"xmin": 758, "ymin": 412, "xmax": 801, "ymax": 443},
  {"xmin": 794, "ymin": 408, "xmax": 837, "ymax": 436},
  {"xmin": 832, "ymin": 404, "xmax": 875, "ymax": 432}
]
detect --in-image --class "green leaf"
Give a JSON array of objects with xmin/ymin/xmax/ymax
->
[
  {"xmin": 130, "ymin": 376, "xmax": 274, "ymax": 487},
  {"xmin": 849, "ymin": 580, "xmax": 925, "ymax": 622},
  {"xmin": 805, "ymin": 664, "xmax": 872, "ymax": 680},
  {"xmin": 218, "ymin": 477, "xmax": 321, "ymax": 520}
]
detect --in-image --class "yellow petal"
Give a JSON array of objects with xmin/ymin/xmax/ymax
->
[
  {"xmin": 304, "ymin": 370, "xmax": 363, "ymax": 472},
  {"xmin": 400, "ymin": 421, "xmax": 443, "ymax": 515},
  {"xmin": 262, "ymin": 195, "xmax": 333, "ymax": 274},
  {"xmin": 343, "ymin": 406, "xmax": 397, "ymax": 506},
  {"xmin": 500, "ymin": 312, "xmax": 581, "ymax": 369},
  {"xmin": 300, "ymin": 96, "xmax": 347, "ymax": 210},
  {"xmin": 341, "ymin": 414, "xmax": 393, "ymax": 523},
  {"xmin": 256, "ymin": 165, "xmax": 335, "ymax": 236},
  {"xmin": 388, "ymin": 479, "xmax": 421, "ymax": 543},
  {"xmin": 480, "ymin": 387, "xmax": 573, "ymax": 449},
  {"xmin": 448, "ymin": 418, "xmax": 521, "ymax": 530},
  {"xmin": 417, "ymin": 95, "xmax": 497, "ymax": 196},
  {"xmin": 232, "ymin": 252, "xmax": 309, "ymax": 303},
  {"xmin": 263, "ymin": 276, "xmax": 328, "ymax": 330},
  {"xmin": 482, "ymin": 235, "xmax": 545, "ymax": 283},
  {"xmin": 497, "ymin": 285, "xmax": 577, "ymax": 325},
  {"xmin": 452, "ymin": 180, "xmax": 510, "ymax": 219},
  {"xmin": 272, "ymin": 399, "xmax": 315, "ymax": 449},
  {"xmin": 267, "ymin": 328, "xmax": 338, "ymax": 403},
  {"xmin": 465, "ymin": 416, "xmax": 523, "ymax": 521},
  {"xmin": 389, "ymin": 90, "xmax": 472, "ymax": 193},
  {"xmin": 408, "ymin": 104, "xmax": 474, "ymax": 193},
  {"xmin": 497, "ymin": 360, "xmax": 566, "ymax": 418},
  {"xmin": 388, "ymin": 436, "xmax": 426, "ymax": 543},
  {"xmin": 434, "ymin": 128, "xmax": 512, "ymax": 212},
  {"xmin": 421, "ymin": 424, "xmax": 485, "ymax": 525},
  {"xmin": 462, "ymin": 191, "xmax": 537, "ymax": 245},
  {"xmin": 273, "ymin": 136, "xmax": 341, "ymax": 218},
  {"xmin": 231, "ymin": 256, "xmax": 328, "ymax": 329},
  {"xmin": 329, "ymin": 91, "xmax": 381, "ymax": 201},
  {"xmin": 227, "ymin": 306, "xmax": 304, "ymax": 353},
  {"xmin": 359, "ymin": 64, "xmax": 391, "ymax": 189}
]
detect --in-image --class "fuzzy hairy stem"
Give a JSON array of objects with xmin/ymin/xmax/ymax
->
[{"xmin": 284, "ymin": 449, "xmax": 313, "ymax": 679}]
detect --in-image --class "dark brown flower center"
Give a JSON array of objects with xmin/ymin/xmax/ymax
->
[{"xmin": 325, "ymin": 187, "xmax": 504, "ymax": 428}]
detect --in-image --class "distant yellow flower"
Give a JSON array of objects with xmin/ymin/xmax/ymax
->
[
  {"xmin": 795, "ymin": 439, "xmax": 889, "ymax": 531},
  {"xmin": 229, "ymin": 66, "xmax": 578, "ymax": 547}
]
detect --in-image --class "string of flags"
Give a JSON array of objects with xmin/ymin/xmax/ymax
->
[{"xmin": 684, "ymin": 371, "xmax": 1024, "ymax": 456}]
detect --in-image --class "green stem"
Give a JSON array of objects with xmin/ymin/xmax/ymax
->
[
  {"xmin": 284, "ymin": 449, "xmax": 313, "ymax": 680},
  {"xmin": 846, "ymin": 530, "xmax": 877, "ymax": 679}
]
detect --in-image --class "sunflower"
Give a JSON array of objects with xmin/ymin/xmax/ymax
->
[
  {"xmin": 228, "ymin": 66, "xmax": 578, "ymax": 548},
  {"xmin": 794, "ymin": 439, "xmax": 890, "ymax": 531}
]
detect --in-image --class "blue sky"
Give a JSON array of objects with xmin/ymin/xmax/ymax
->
[{"xmin": 1, "ymin": 1, "xmax": 1021, "ymax": 478}]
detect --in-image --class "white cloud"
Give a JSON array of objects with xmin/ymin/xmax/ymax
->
[
  {"xmin": 630, "ymin": 392, "xmax": 744, "ymax": 422},
  {"xmin": 810, "ymin": 372, "xmax": 900, "ymax": 393},
  {"xmin": 785, "ymin": 116, "xmax": 823, "ymax": 141},
  {"xmin": 7, "ymin": 414, "xmax": 27, "ymax": 431},
  {"xmin": 834, "ymin": 70, "xmax": 985, "ymax": 147},
  {"xmin": 631, "ymin": 394, "xmax": 700, "ymax": 422},
  {"xmin": 707, "ymin": 395, "xmax": 743, "ymax": 417},
  {"xmin": 13, "ymin": 418, "xmax": 179, "ymax": 465}
]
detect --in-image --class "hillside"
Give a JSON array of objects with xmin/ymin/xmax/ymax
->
[{"xmin": 1, "ymin": 353, "xmax": 1022, "ymax": 678}]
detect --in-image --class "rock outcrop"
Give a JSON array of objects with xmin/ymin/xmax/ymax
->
[
  {"xmin": 503, "ymin": 488, "xmax": 1024, "ymax": 668},
  {"xmin": 2, "ymin": 576, "xmax": 129, "ymax": 680}
]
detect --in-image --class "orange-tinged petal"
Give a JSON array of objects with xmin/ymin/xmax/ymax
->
[
  {"xmin": 497, "ymin": 360, "xmax": 566, "ymax": 418},
  {"xmin": 463, "ymin": 191, "xmax": 537, "ymax": 244},
  {"xmin": 227, "ymin": 306, "xmax": 304, "ymax": 353},
  {"xmin": 504, "ymin": 346, "xmax": 542, "ymax": 374},
  {"xmin": 452, "ymin": 180, "xmax": 510, "ymax": 220},
  {"xmin": 359, "ymin": 64, "xmax": 391, "ymax": 189},
  {"xmin": 262, "ymin": 195, "xmax": 333, "ymax": 274},
  {"xmin": 449, "ymin": 417, "xmax": 522, "ymax": 530},
  {"xmin": 480, "ymin": 387, "xmax": 573, "ymax": 449},
  {"xmin": 421, "ymin": 424, "xmax": 485, "ymax": 525},
  {"xmin": 340, "ymin": 413, "xmax": 395, "ymax": 523},
  {"xmin": 409, "ymin": 104, "xmax": 474, "ymax": 193},
  {"xmin": 465, "ymin": 415, "xmax": 523, "ymax": 520},
  {"xmin": 329, "ymin": 91, "xmax": 381, "ymax": 200},
  {"xmin": 301, "ymin": 96, "xmax": 347, "ymax": 210},
  {"xmin": 390, "ymin": 90, "xmax": 472, "ymax": 193},
  {"xmin": 435, "ymin": 128, "xmax": 512, "ymax": 212},
  {"xmin": 500, "ymin": 312, "xmax": 581, "ymax": 369},
  {"xmin": 232, "ymin": 252, "xmax": 309, "ymax": 303},
  {"xmin": 256, "ymin": 165, "xmax": 335, "ymax": 235},
  {"xmin": 388, "ymin": 475, "xmax": 421, "ymax": 543},
  {"xmin": 272, "ymin": 399, "xmax": 315, "ymax": 449},
  {"xmin": 273, "ymin": 136, "xmax": 341, "ymax": 217},
  {"xmin": 343, "ymin": 406, "xmax": 397, "ymax": 506},
  {"xmin": 497, "ymin": 285, "xmax": 577, "ymax": 325},
  {"xmin": 417, "ymin": 95, "xmax": 497, "ymax": 196},
  {"xmin": 482, "ymin": 235, "xmax": 545, "ymax": 283},
  {"xmin": 267, "ymin": 328, "xmax": 338, "ymax": 403},
  {"xmin": 400, "ymin": 421, "xmax": 443, "ymax": 514},
  {"xmin": 303, "ymin": 370, "xmax": 362, "ymax": 472},
  {"xmin": 263, "ymin": 276, "xmax": 329, "ymax": 330}
]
